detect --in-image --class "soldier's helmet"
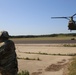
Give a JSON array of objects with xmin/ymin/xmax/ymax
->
[{"xmin": 0, "ymin": 31, "xmax": 9, "ymax": 38}]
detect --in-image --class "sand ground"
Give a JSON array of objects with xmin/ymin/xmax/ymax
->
[{"xmin": 16, "ymin": 44, "xmax": 76, "ymax": 75}]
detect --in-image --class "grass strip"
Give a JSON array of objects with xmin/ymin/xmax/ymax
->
[
  {"xmin": 18, "ymin": 70, "xmax": 29, "ymax": 75},
  {"xmin": 68, "ymin": 56, "xmax": 76, "ymax": 75}
]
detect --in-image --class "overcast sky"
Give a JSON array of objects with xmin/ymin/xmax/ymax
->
[{"xmin": 0, "ymin": 0, "xmax": 76, "ymax": 35}]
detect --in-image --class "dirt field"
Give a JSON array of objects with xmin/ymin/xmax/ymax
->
[{"xmin": 16, "ymin": 44, "xmax": 76, "ymax": 75}]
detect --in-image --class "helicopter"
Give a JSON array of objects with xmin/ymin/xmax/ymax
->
[{"xmin": 51, "ymin": 13, "xmax": 76, "ymax": 31}]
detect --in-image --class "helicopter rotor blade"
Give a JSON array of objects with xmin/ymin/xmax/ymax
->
[
  {"xmin": 51, "ymin": 17, "xmax": 69, "ymax": 20},
  {"xmin": 72, "ymin": 13, "xmax": 76, "ymax": 17},
  {"xmin": 51, "ymin": 17, "xmax": 67, "ymax": 18}
]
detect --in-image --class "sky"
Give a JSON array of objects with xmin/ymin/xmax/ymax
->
[{"xmin": 0, "ymin": 0, "xmax": 76, "ymax": 35}]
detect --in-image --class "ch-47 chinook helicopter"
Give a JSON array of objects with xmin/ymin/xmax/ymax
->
[{"xmin": 51, "ymin": 13, "xmax": 76, "ymax": 31}]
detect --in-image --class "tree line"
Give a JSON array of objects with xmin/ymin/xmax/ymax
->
[{"xmin": 9, "ymin": 33, "xmax": 76, "ymax": 38}]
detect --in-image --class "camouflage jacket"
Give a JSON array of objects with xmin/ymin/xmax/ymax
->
[{"xmin": 0, "ymin": 40, "xmax": 18, "ymax": 72}]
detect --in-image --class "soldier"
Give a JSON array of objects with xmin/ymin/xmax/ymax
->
[{"xmin": 0, "ymin": 31, "xmax": 18, "ymax": 75}]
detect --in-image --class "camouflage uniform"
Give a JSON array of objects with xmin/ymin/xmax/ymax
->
[{"xmin": 0, "ymin": 31, "xmax": 18, "ymax": 75}]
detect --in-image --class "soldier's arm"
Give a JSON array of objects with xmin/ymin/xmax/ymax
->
[{"xmin": 0, "ymin": 42, "xmax": 5, "ymax": 54}]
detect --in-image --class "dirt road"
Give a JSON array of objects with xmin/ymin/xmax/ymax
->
[{"xmin": 16, "ymin": 44, "xmax": 74, "ymax": 75}]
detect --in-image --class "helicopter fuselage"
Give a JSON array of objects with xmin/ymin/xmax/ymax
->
[{"xmin": 68, "ymin": 20, "xmax": 76, "ymax": 30}]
